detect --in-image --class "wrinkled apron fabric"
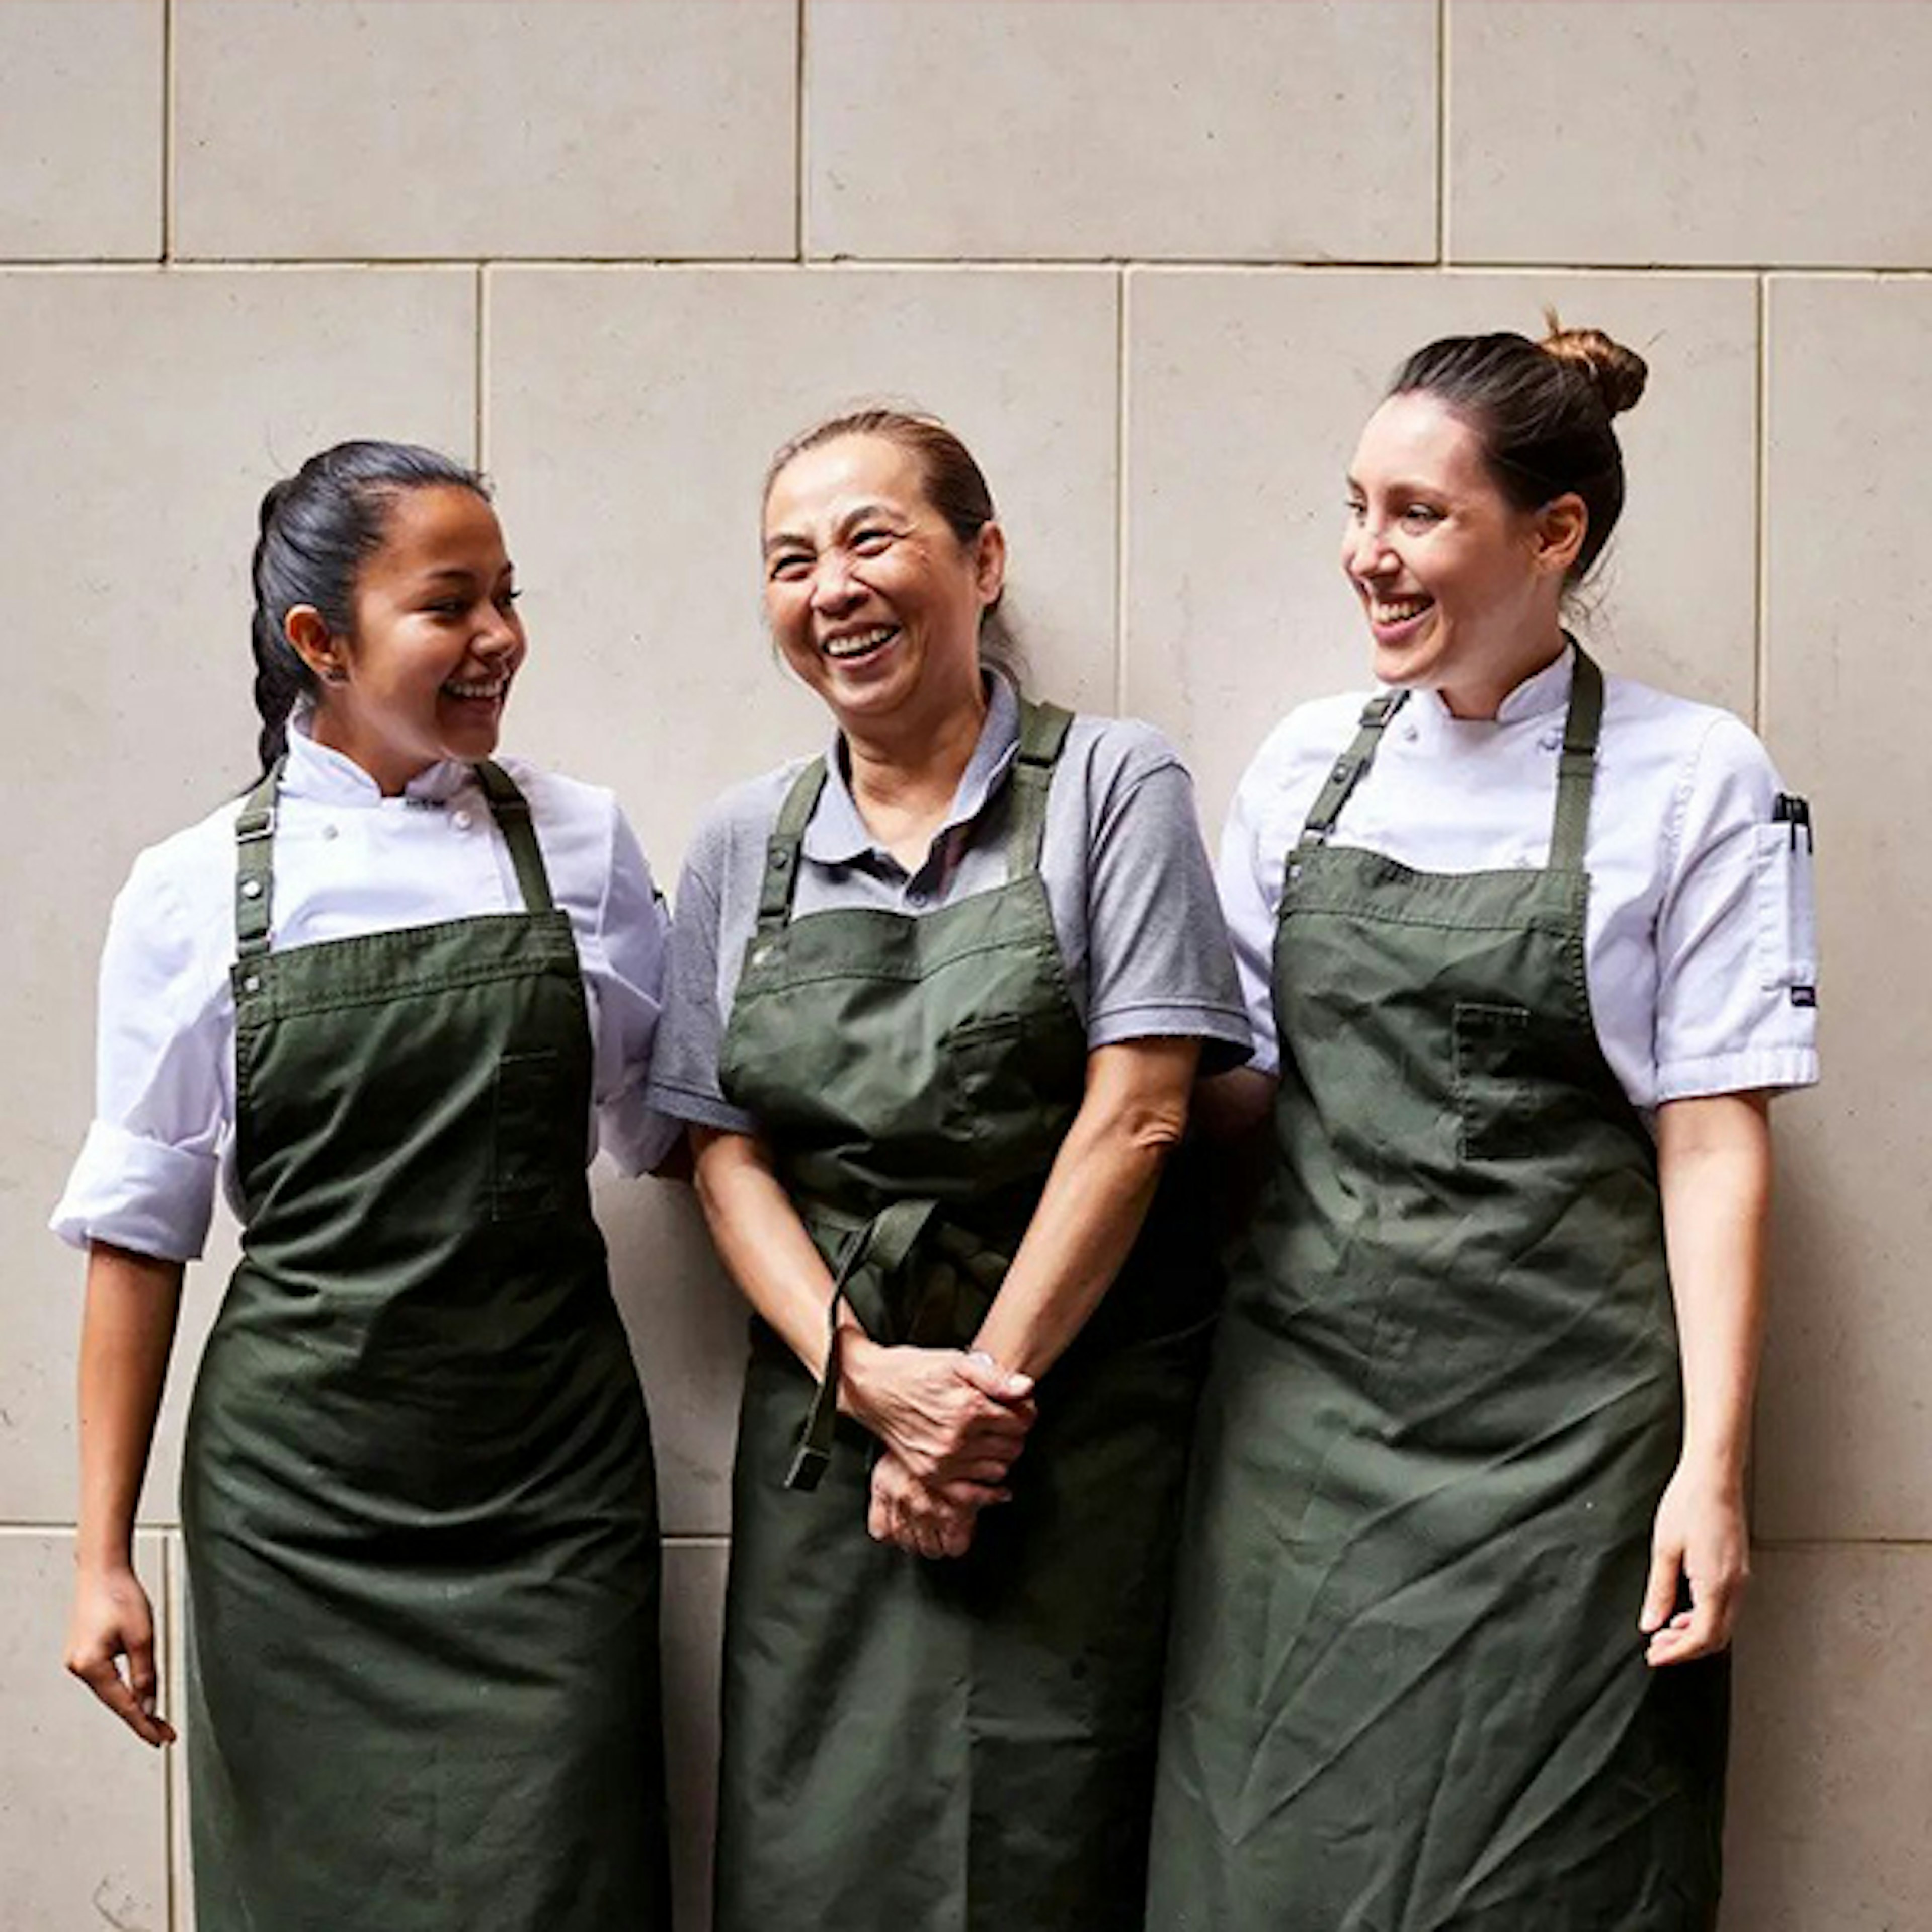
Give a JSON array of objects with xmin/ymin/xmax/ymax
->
[
  {"xmin": 714, "ymin": 700, "xmax": 1218, "ymax": 1932},
  {"xmin": 1150, "ymin": 651, "xmax": 1727, "ymax": 1931},
  {"xmin": 182, "ymin": 760, "xmax": 670, "ymax": 1932}
]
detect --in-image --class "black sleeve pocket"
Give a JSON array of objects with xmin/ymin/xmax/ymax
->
[
  {"xmin": 1753, "ymin": 803, "xmax": 1819, "ymax": 1000},
  {"xmin": 1453, "ymin": 1001, "xmax": 1537, "ymax": 1162},
  {"xmin": 493, "ymin": 1049, "xmax": 570, "ymax": 1220}
]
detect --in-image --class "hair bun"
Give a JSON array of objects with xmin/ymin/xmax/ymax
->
[{"xmin": 1540, "ymin": 319, "xmax": 1648, "ymax": 418}]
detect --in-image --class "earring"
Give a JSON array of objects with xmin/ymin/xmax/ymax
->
[{"xmin": 321, "ymin": 665, "xmax": 349, "ymax": 685}]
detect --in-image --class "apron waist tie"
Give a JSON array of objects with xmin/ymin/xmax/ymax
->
[{"xmin": 786, "ymin": 1197, "xmax": 942, "ymax": 1492}]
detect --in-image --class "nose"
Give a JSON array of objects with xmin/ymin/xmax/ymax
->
[
  {"xmin": 810, "ymin": 551, "xmax": 861, "ymax": 614},
  {"xmin": 1343, "ymin": 517, "xmax": 1398, "ymax": 581}
]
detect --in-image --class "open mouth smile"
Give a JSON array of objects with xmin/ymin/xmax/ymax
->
[{"xmin": 820, "ymin": 625, "xmax": 900, "ymax": 666}]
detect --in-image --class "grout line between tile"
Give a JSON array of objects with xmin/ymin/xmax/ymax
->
[
  {"xmin": 1754, "ymin": 274, "xmax": 1772, "ymax": 738},
  {"xmin": 4, "ymin": 258, "xmax": 1930, "ymax": 280},
  {"xmin": 161, "ymin": 0, "xmax": 176, "ymax": 262},
  {"xmin": 794, "ymin": 0, "xmax": 808, "ymax": 261},
  {"xmin": 475, "ymin": 264, "xmax": 489, "ymax": 472},
  {"xmin": 1113, "ymin": 268, "xmax": 1129, "ymax": 716},
  {"xmin": 1435, "ymin": 0, "xmax": 1450, "ymax": 265}
]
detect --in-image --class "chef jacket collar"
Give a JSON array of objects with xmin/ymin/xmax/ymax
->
[
  {"xmin": 1409, "ymin": 638, "xmax": 1576, "ymax": 730},
  {"xmin": 802, "ymin": 673, "xmax": 1024, "ymax": 868},
  {"xmin": 280, "ymin": 703, "xmax": 473, "ymax": 806}
]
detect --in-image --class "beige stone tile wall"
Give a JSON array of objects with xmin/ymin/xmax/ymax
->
[{"xmin": 4, "ymin": 4, "xmax": 1924, "ymax": 1927}]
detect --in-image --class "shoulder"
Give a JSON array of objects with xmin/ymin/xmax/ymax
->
[
  {"xmin": 681, "ymin": 757, "xmax": 818, "ymax": 893},
  {"xmin": 116, "ymin": 791, "xmax": 247, "ymax": 926},
  {"xmin": 491, "ymin": 754, "xmax": 619, "ymax": 838},
  {"xmin": 1232, "ymin": 690, "xmax": 1376, "ymax": 809},
  {"xmin": 1597, "ymin": 674, "xmax": 1783, "ymax": 809},
  {"xmin": 1058, "ymin": 711, "xmax": 1189, "ymax": 796}
]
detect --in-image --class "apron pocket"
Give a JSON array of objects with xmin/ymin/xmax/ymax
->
[
  {"xmin": 492, "ymin": 1049, "xmax": 570, "ymax": 1219},
  {"xmin": 1453, "ymin": 1001, "xmax": 1538, "ymax": 1161}
]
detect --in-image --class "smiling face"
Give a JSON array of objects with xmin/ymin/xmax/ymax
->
[
  {"xmin": 1341, "ymin": 391, "xmax": 1582, "ymax": 718},
  {"xmin": 761, "ymin": 433, "xmax": 1004, "ymax": 741},
  {"xmin": 293, "ymin": 484, "xmax": 525, "ymax": 794}
]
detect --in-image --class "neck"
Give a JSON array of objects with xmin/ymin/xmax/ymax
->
[
  {"xmin": 307, "ymin": 713, "xmax": 438, "ymax": 799},
  {"xmin": 840, "ymin": 676, "xmax": 989, "ymax": 866},
  {"xmin": 1437, "ymin": 623, "xmax": 1567, "ymax": 721}
]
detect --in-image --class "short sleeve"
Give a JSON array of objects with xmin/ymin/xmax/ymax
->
[
  {"xmin": 588, "ymin": 805, "xmax": 680, "ymax": 1174},
  {"xmin": 645, "ymin": 814, "xmax": 761, "ymax": 1135},
  {"xmin": 1081, "ymin": 735, "xmax": 1252, "ymax": 1072},
  {"xmin": 50, "ymin": 850, "xmax": 226, "ymax": 1261},
  {"xmin": 1653, "ymin": 714, "xmax": 1820, "ymax": 1102}
]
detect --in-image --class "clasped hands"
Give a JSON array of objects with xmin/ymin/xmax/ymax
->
[{"xmin": 840, "ymin": 1334, "xmax": 1036, "ymax": 1561}]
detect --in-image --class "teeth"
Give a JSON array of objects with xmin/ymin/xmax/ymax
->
[
  {"xmin": 823, "ymin": 626, "xmax": 897, "ymax": 660},
  {"xmin": 442, "ymin": 678, "xmax": 506, "ymax": 699},
  {"xmin": 1371, "ymin": 597, "xmax": 1431, "ymax": 624}
]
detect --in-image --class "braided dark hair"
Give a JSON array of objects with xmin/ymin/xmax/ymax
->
[{"xmin": 249, "ymin": 441, "xmax": 488, "ymax": 775}]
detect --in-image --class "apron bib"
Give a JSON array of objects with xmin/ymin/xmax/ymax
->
[
  {"xmin": 181, "ymin": 760, "xmax": 670, "ymax": 1932},
  {"xmin": 1150, "ymin": 651, "xmax": 1727, "ymax": 1930},
  {"xmin": 713, "ymin": 699, "xmax": 1218, "ymax": 1932}
]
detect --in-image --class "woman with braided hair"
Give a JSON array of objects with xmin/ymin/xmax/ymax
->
[{"xmin": 55, "ymin": 441, "xmax": 672, "ymax": 1930}]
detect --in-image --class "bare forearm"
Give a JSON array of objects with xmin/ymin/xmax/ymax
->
[
  {"xmin": 690, "ymin": 1126, "xmax": 844, "ymax": 1378},
  {"xmin": 973, "ymin": 1039, "xmax": 1199, "ymax": 1379},
  {"xmin": 1657, "ymin": 1093, "xmax": 1774, "ymax": 1485},
  {"xmin": 76, "ymin": 1244, "xmax": 183, "ymax": 1570}
]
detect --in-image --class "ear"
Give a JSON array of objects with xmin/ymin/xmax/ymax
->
[
  {"xmin": 1533, "ymin": 493, "xmax": 1589, "ymax": 578},
  {"xmin": 973, "ymin": 521, "xmax": 1008, "ymax": 608},
  {"xmin": 284, "ymin": 605, "xmax": 348, "ymax": 684}
]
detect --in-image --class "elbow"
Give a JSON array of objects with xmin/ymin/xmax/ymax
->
[{"xmin": 1107, "ymin": 1090, "xmax": 1192, "ymax": 1162}]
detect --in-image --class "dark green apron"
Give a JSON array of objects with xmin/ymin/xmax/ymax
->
[
  {"xmin": 181, "ymin": 760, "xmax": 669, "ymax": 1932},
  {"xmin": 713, "ymin": 699, "xmax": 1217, "ymax": 1932},
  {"xmin": 1149, "ymin": 650, "xmax": 1728, "ymax": 1930}
]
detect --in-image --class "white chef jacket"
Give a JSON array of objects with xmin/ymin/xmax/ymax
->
[
  {"xmin": 51, "ymin": 713, "xmax": 673, "ymax": 1265},
  {"xmin": 1219, "ymin": 645, "xmax": 1820, "ymax": 1113}
]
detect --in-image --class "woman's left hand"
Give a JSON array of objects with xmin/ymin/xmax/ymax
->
[
  {"xmin": 1639, "ymin": 1459, "xmax": 1750, "ymax": 1667},
  {"xmin": 868, "ymin": 1447, "xmax": 1010, "ymax": 1561}
]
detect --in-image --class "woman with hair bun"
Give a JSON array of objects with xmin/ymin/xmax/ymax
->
[
  {"xmin": 54, "ymin": 441, "xmax": 672, "ymax": 1930},
  {"xmin": 649, "ymin": 407, "xmax": 1250, "ymax": 1929},
  {"xmin": 1149, "ymin": 324, "xmax": 1819, "ymax": 1927}
]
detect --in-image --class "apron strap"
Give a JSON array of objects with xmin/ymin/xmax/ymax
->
[
  {"xmin": 786, "ymin": 1196, "xmax": 941, "ymax": 1493},
  {"xmin": 1005, "ymin": 699, "xmax": 1075, "ymax": 880},
  {"xmin": 233, "ymin": 761, "xmax": 284, "ymax": 960},
  {"xmin": 1293, "ymin": 689, "xmax": 1409, "ymax": 853},
  {"xmin": 756, "ymin": 758, "xmax": 829, "ymax": 933},
  {"xmin": 472, "ymin": 761, "xmax": 558, "ymax": 914},
  {"xmin": 1548, "ymin": 644, "xmax": 1605, "ymax": 874}
]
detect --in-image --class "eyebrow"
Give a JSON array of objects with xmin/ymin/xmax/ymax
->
[{"xmin": 761, "ymin": 502, "xmax": 903, "ymax": 555}]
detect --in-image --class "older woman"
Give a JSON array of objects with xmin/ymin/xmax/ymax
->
[
  {"xmin": 1148, "ymin": 325, "xmax": 1820, "ymax": 1928},
  {"xmin": 648, "ymin": 408, "xmax": 1250, "ymax": 1929}
]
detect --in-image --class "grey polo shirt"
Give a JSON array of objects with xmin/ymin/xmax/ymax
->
[{"xmin": 647, "ymin": 676, "xmax": 1252, "ymax": 1134}]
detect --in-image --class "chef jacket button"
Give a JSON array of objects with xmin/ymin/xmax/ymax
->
[
  {"xmin": 1404, "ymin": 724, "xmax": 1419, "ymax": 742},
  {"xmin": 240, "ymin": 878, "xmax": 263, "ymax": 899},
  {"xmin": 320, "ymin": 823, "xmax": 339, "ymax": 841},
  {"xmin": 451, "ymin": 809, "xmax": 474, "ymax": 830},
  {"xmin": 907, "ymin": 887, "xmax": 929, "ymax": 907},
  {"xmin": 1540, "ymin": 732, "xmax": 1561, "ymax": 752}
]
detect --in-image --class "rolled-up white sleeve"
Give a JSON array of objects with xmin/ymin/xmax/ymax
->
[
  {"xmin": 50, "ymin": 851, "xmax": 226, "ymax": 1261},
  {"xmin": 1653, "ymin": 714, "xmax": 1820, "ymax": 1102},
  {"xmin": 588, "ymin": 803, "xmax": 679, "ymax": 1175}
]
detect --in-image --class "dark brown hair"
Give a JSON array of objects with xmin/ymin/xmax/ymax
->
[
  {"xmin": 249, "ymin": 440, "xmax": 488, "ymax": 775},
  {"xmin": 1387, "ymin": 318, "xmax": 1648, "ymax": 581},
  {"xmin": 762, "ymin": 407, "xmax": 1025, "ymax": 682}
]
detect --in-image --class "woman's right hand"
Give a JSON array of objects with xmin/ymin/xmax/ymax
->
[
  {"xmin": 841, "ymin": 1337, "xmax": 1036, "ymax": 1484},
  {"xmin": 65, "ymin": 1561, "xmax": 175, "ymax": 1748}
]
